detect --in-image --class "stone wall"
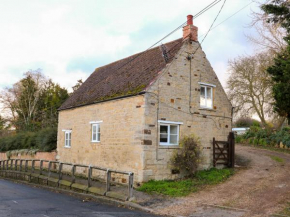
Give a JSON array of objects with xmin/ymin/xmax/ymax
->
[
  {"xmin": 57, "ymin": 95, "xmax": 146, "ymax": 183},
  {"xmin": 141, "ymin": 40, "xmax": 232, "ymax": 181},
  {"xmin": 56, "ymin": 40, "xmax": 232, "ymax": 184},
  {"xmin": 0, "ymin": 151, "xmax": 56, "ymax": 161}
]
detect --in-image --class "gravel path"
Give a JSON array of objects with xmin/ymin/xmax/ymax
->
[{"xmin": 148, "ymin": 145, "xmax": 290, "ymax": 217}]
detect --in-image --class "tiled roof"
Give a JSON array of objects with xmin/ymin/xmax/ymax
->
[{"xmin": 59, "ymin": 38, "xmax": 184, "ymax": 110}]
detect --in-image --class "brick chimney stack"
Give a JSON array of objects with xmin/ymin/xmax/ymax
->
[{"xmin": 183, "ymin": 15, "xmax": 198, "ymax": 41}]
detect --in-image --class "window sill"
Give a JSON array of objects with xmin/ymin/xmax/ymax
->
[
  {"xmin": 64, "ymin": 146, "xmax": 71, "ymax": 149},
  {"xmin": 91, "ymin": 141, "xmax": 100, "ymax": 143},
  {"xmin": 199, "ymin": 108, "xmax": 216, "ymax": 112},
  {"xmin": 159, "ymin": 145, "xmax": 180, "ymax": 149}
]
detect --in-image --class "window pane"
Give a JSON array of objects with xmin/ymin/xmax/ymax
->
[
  {"xmin": 160, "ymin": 125, "xmax": 168, "ymax": 133},
  {"xmin": 92, "ymin": 125, "xmax": 96, "ymax": 133},
  {"xmin": 92, "ymin": 133, "xmax": 96, "ymax": 141},
  {"xmin": 170, "ymin": 125, "xmax": 178, "ymax": 134},
  {"xmin": 160, "ymin": 134, "xmax": 168, "ymax": 142},
  {"xmin": 97, "ymin": 125, "xmax": 100, "ymax": 133},
  {"xmin": 97, "ymin": 133, "xmax": 100, "ymax": 141},
  {"xmin": 207, "ymin": 97, "xmax": 212, "ymax": 108},
  {"xmin": 69, "ymin": 132, "xmax": 71, "ymax": 140},
  {"xmin": 69, "ymin": 139, "xmax": 71, "ymax": 147},
  {"xmin": 207, "ymin": 87, "xmax": 212, "ymax": 99},
  {"xmin": 160, "ymin": 125, "xmax": 168, "ymax": 143},
  {"xmin": 200, "ymin": 86, "xmax": 206, "ymax": 106},
  {"xmin": 170, "ymin": 135, "xmax": 178, "ymax": 145}
]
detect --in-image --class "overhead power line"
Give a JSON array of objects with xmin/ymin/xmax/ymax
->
[
  {"xmin": 116, "ymin": 0, "xmax": 223, "ymax": 71},
  {"xmin": 190, "ymin": 0, "xmax": 227, "ymax": 57},
  {"xmin": 198, "ymin": 1, "xmax": 254, "ymax": 39}
]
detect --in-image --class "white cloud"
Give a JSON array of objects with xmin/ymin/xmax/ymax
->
[{"xmin": 0, "ymin": 0, "xmax": 259, "ymax": 93}]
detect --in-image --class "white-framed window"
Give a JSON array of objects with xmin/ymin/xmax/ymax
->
[
  {"xmin": 90, "ymin": 121, "xmax": 102, "ymax": 142},
  {"xmin": 91, "ymin": 123, "xmax": 100, "ymax": 142},
  {"xmin": 158, "ymin": 121, "xmax": 182, "ymax": 146},
  {"xmin": 200, "ymin": 85, "xmax": 213, "ymax": 109},
  {"xmin": 64, "ymin": 131, "xmax": 71, "ymax": 148}
]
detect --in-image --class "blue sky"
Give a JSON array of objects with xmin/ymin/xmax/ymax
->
[{"xmin": 0, "ymin": 0, "xmax": 260, "ymax": 91}]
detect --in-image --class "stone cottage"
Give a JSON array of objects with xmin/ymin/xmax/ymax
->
[{"xmin": 57, "ymin": 15, "xmax": 232, "ymax": 183}]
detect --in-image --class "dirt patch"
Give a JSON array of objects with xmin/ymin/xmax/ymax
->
[{"xmin": 142, "ymin": 145, "xmax": 290, "ymax": 217}]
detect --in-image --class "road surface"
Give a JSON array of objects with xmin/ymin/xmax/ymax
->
[{"xmin": 0, "ymin": 179, "xmax": 158, "ymax": 217}]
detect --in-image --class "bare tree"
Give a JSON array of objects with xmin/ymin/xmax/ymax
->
[
  {"xmin": 248, "ymin": 0, "xmax": 287, "ymax": 54},
  {"xmin": 227, "ymin": 52, "xmax": 274, "ymax": 127}
]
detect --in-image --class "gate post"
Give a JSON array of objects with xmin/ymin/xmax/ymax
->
[
  {"xmin": 213, "ymin": 137, "xmax": 216, "ymax": 167},
  {"xmin": 228, "ymin": 132, "xmax": 235, "ymax": 168}
]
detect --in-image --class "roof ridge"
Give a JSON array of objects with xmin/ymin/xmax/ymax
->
[
  {"xmin": 59, "ymin": 37, "xmax": 184, "ymax": 110},
  {"xmin": 95, "ymin": 37, "xmax": 183, "ymax": 71}
]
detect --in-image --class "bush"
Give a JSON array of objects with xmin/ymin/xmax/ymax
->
[
  {"xmin": 235, "ymin": 135, "xmax": 242, "ymax": 143},
  {"xmin": 270, "ymin": 127, "xmax": 290, "ymax": 147},
  {"xmin": 234, "ymin": 117, "xmax": 256, "ymax": 128},
  {"xmin": 253, "ymin": 138, "xmax": 259, "ymax": 145},
  {"xmin": 0, "ymin": 128, "xmax": 57, "ymax": 152},
  {"xmin": 171, "ymin": 134, "xmax": 201, "ymax": 175}
]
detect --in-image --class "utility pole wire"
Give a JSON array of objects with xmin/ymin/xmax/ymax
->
[{"xmin": 116, "ymin": 0, "xmax": 222, "ymax": 71}]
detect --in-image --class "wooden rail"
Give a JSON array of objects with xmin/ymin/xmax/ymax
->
[{"xmin": 0, "ymin": 159, "xmax": 134, "ymax": 200}]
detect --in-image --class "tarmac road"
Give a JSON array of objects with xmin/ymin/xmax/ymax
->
[{"xmin": 0, "ymin": 179, "xmax": 158, "ymax": 217}]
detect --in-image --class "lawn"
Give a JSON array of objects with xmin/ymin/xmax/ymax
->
[{"xmin": 137, "ymin": 168, "xmax": 234, "ymax": 197}]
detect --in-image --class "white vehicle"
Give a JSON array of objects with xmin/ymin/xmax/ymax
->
[{"xmin": 232, "ymin": 127, "xmax": 250, "ymax": 135}]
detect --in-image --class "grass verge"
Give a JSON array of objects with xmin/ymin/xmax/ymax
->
[
  {"xmin": 137, "ymin": 168, "xmax": 234, "ymax": 197},
  {"xmin": 279, "ymin": 202, "xmax": 290, "ymax": 216},
  {"xmin": 269, "ymin": 155, "xmax": 285, "ymax": 163}
]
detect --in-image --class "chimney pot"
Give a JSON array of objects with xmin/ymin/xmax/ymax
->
[
  {"xmin": 183, "ymin": 15, "xmax": 198, "ymax": 41},
  {"xmin": 187, "ymin": 15, "xmax": 193, "ymax": 25}
]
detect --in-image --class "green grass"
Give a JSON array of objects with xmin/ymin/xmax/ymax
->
[
  {"xmin": 269, "ymin": 155, "xmax": 285, "ymax": 163},
  {"xmin": 279, "ymin": 202, "xmax": 290, "ymax": 216},
  {"xmin": 137, "ymin": 168, "xmax": 234, "ymax": 197}
]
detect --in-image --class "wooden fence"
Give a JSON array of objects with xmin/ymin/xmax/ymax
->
[{"xmin": 0, "ymin": 158, "xmax": 134, "ymax": 200}]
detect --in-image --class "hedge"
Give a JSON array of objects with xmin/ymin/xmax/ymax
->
[
  {"xmin": 0, "ymin": 128, "xmax": 57, "ymax": 152},
  {"xmin": 236, "ymin": 126, "xmax": 290, "ymax": 147}
]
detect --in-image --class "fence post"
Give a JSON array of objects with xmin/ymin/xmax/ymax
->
[
  {"xmin": 32, "ymin": 160, "xmax": 35, "ymax": 173},
  {"xmin": 20, "ymin": 160, "xmax": 23, "ymax": 171},
  {"xmin": 128, "ymin": 172, "xmax": 134, "ymax": 199},
  {"xmin": 213, "ymin": 137, "xmax": 216, "ymax": 167},
  {"xmin": 227, "ymin": 134, "xmax": 231, "ymax": 167},
  {"xmin": 25, "ymin": 160, "xmax": 28, "ymax": 172},
  {"xmin": 231, "ymin": 132, "xmax": 235, "ymax": 168},
  {"xmin": 48, "ymin": 161, "xmax": 52, "ymax": 178},
  {"xmin": 15, "ymin": 159, "xmax": 18, "ymax": 171},
  {"xmin": 106, "ymin": 169, "xmax": 111, "ymax": 193},
  {"xmin": 10, "ymin": 159, "xmax": 14, "ymax": 170},
  {"xmin": 40, "ymin": 160, "xmax": 43, "ymax": 175},
  {"xmin": 71, "ymin": 164, "xmax": 76, "ymax": 187},
  {"xmin": 58, "ymin": 163, "xmax": 63, "ymax": 185},
  {"xmin": 88, "ymin": 166, "xmax": 92, "ymax": 188}
]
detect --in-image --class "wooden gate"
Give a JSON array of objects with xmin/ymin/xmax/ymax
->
[{"xmin": 213, "ymin": 132, "xmax": 235, "ymax": 168}]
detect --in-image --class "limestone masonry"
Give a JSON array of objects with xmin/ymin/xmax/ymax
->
[{"xmin": 57, "ymin": 15, "xmax": 232, "ymax": 183}]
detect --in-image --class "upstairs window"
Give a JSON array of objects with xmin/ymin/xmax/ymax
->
[
  {"xmin": 64, "ymin": 131, "xmax": 71, "ymax": 148},
  {"xmin": 199, "ymin": 82, "xmax": 215, "ymax": 109}
]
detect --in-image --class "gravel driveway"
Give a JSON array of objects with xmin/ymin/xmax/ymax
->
[{"xmin": 148, "ymin": 145, "xmax": 290, "ymax": 217}]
